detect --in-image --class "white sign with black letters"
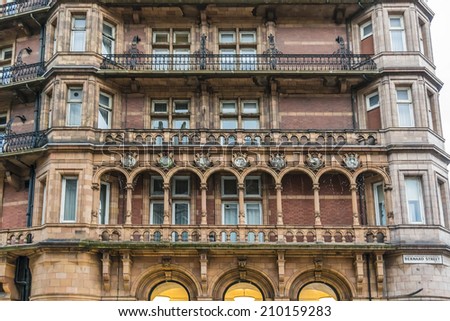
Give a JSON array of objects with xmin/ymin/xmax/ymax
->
[{"xmin": 403, "ymin": 255, "xmax": 443, "ymax": 264}]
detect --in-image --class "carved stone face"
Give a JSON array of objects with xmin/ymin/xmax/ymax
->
[
  {"xmin": 194, "ymin": 154, "xmax": 211, "ymax": 170},
  {"xmin": 306, "ymin": 153, "xmax": 323, "ymax": 171},
  {"xmin": 270, "ymin": 154, "xmax": 286, "ymax": 171},
  {"xmin": 158, "ymin": 155, "xmax": 174, "ymax": 169},
  {"xmin": 343, "ymin": 154, "xmax": 360, "ymax": 171},
  {"xmin": 121, "ymin": 153, "xmax": 137, "ymax": 170}
]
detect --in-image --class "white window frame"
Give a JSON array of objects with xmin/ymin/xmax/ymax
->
[
  {"xmin": 0, "ymin": 112, "xmax": 7, "ymax": 133},
  {"xmin": 173, "ymin": 31, "xmax": 190, "ymax": 45},
  {"xmin": 152, "ymin": 48, "xmax": 170, "ymax": 70},
  {"xmin": 389, "ymin": 15, "xmax": 406, "ymax": 51},
  {"xmin": 222, "ymin": 202, "xmax": 239, "ymax": 225},
  {"xmin": 373, "ymin": 182, "xmax": 386, "ymax": 226},
  {"xmin": 245, "ymin": 176, "xmax": 261, "ymax": 197},
  {"xmin": 405, "ymin": 177, "xmax": 425, "ymax": 224},
  {"xmin": 360, "ymin": 20, "xmax": 373, "ymax": 40},
  {"xmin": 153, "ymin": 31, "xmax": 169, "ymax": 44},
  {"xmin": 173, "ymin": 100, "xmax": 189, "ymax": 113},
  {"xmin": 396, "ymin": 87, "xmax": 414, "ymax": 127},
  {"xmin": 219, "ymin": 31, "xmax": 236, "ymax": 44},
  {"xmin": 172, "ymin": 201, "xmax": 190, "ymax": 225},
  {"xmin": 152, "ymin": 100, "xmax": 168, "ymax": 113},
  {"xmin": 98, "ymin": 92, "xmax": 112, "ymax": 129},
  {"xmin": 150, "ymin": 201, "xmax": 164, "ymax": 225},
  {"xmin": 221, "ymin": 100, "xmax": 237, "ymax": 114},
  {"xmin": 41, "ymin": 183, "xmax": 47, "ymax": 225},
  {"xmin": 151, "ymin": 176, "xmax": 164, "ymax": 196},
  {"xmin": 70, "ymin": 15, "xmax": 86, "ymax": 52},
  {"xmin": 99, "ymin": 181, "xmax": 110, "ymax": 224},
  {"xmin": 0, "ymin": 47, "xmax": 12, "ymax": 61},
  {"xmin": 239, "ymin": 30, "xmax": 256, "ymax": 44},
  {"xmin": 242, "ymin": 100, "xmax": 259, "ymax": 114},
  {"xmin": 221, "ymin": 176, "xmax": 238, "ymax": 197},
  {"xmin": 172, "ymin": 118, "xmax": 190, "ymax": 129},
  {"xmin": 102, "ymin": 21, "xmax": 115, "ymax": 55},
  {"xmin": 67, "ymin": 87, "xmax": 83, "ymax": 126},
  {"xmin": 60, "ymin": 177, "xmax": 78, "ymax": 223},
  {"xmin": 172, "ymin": 176, "xmax": 190, "ymax": 196},
  {"xmin": 366, "ymin": 91, "xmax": 380, "ymax": 111},
  {"xmin": 245, "ymin": 202, "xmax": 262, "ymax": 225},
  {"xmin": 151, "ymin": 118, "xmax": 168, "ymax": 129}
]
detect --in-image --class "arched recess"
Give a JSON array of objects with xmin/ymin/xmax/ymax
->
[
  {"xmin": 165, "ymin": 166, "xmax": 204, "ymax": 184},
  {"xmin": 132, "ymin": 265, "xmax": 201, "ymax": 301},
  {"xmin": 278, "ymin": 167, "xmax": 316, "ymax": 183},
  {"xmin": 129, "ymin": 166, "xmax": 166, "ymax": 183},
  {"xmin": 203, "ymin": 166, "xmax": 241, "ymax": 184},
  {"xmin": 149, "ymin": 281, "xmax": 190, "ymax": 301},
  {"xmin": 315, "ymin": 167, "xmax": 352, "ymax": 185},
  {"xmin": 280, "ymin": 169, "xmax": 315, "ymax": 225},
  {"xmin": 223, "ymin": 281, "xmax": 264, "ymax": 301},
  {"xmin": 210, "ymin": 267, "xmax": 276, "ymax": 301},
  {"xmin": 241, "ymin": 166, "xmax": 279, "ymax": 185},
  {"xmin": 286, "ymin": 269, "xmax": 355, "ymax": 301},
  {"xmin": 93, "ymin": 166, "xmax": 131, "ymax": 185},
  {"xmin": 355, "ymin": 169, "xmax": 391, "ymax": 226},
  {"xmin": 352, "ymin": 167, "xmax": 391, "ymax": 185}
]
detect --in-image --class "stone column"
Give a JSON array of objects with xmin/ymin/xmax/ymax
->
[
  {"xmin": 238, "ymin": 183, "xmax": 245, "ymax": 224},
  {"xmin": 313, "ymin": 183, "xmax": 322, "ymax": 226},
  {"xmin": 351, "ymin": 183, "xmax": 360, "ymax": 226},
  {"xmin": 125, "ymin": 183, "xmax": 133, "ymax": 225},
  {"xmin": 91, "ymin": 183, "xmax": 100, "ymax": 224},
  {"xmin": 275, "ymin": 183, "xmax": 283, "ymax": 225},
  {"xmin": 384, "ymin": 184, "xmax": 394, "ymax": 225},
  {"xmin": 163, "ymin": 182, "xmax": 170, "ymax": 225},
  {"xmin": 201, "ymin": 183, "xmax": 208, "ymax": 225}
]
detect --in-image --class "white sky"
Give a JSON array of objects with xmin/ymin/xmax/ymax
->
[{"xmin": 427, "ymin": 0, "xmax": 450, "ymax": 151}]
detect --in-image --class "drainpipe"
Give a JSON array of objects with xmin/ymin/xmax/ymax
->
[
  {"xmin": 365, "ymin": 253, "xmax": 372, "ymax": 301},
  {"xmin": 15, "ymin": 256, "xmax": 31, "ymax": 301}
]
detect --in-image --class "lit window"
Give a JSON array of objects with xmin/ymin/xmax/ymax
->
[
  {"xmin": 67, "ymin": 88, "xmax": 83, "ymax": 126},
  {"xmin": 405, "ymin": 177, "xmax": 425, "ymax": 224},
  {"xmin": 70, "ymin": 15, "xmax": 86, "ymax": 52},
  {"xmin": 60, "ymin": 177, "xmax": 78, "ymax": 222},
  {"xmin": 98, "ymin": 92, "xmax": 112, "ymax": 129}
]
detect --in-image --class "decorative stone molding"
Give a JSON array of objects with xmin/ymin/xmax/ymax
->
[
  {"xmin": 313, "ymin": 257, "xmax": 323, "ymax": 280},
  {"xmin": 305, "ymin": 153, "xmax": 324, "ymax": 171},
  {"xmin": 342, "ymin": 153, "xmax": 360, "ymax": 171},
  {"xmin": 354, "ymin": 253, "xmax": 364, "ymax": 294},
  {"xmin": 101, "ymin": 252, "xmax": 111, "ymax": 292},
  {"xmin": 199, "ymin": 250, "xmax": 208, "ymax": 293},
  {"xmin": 269, "ymin": 153, "xmax": 286, "ymax": 171},
  {"xmin": 232, "ymin": 153, "xmax": 249, "ymax": 170},
  {"xmin": 121, "ymin": 252, "xmax": 133, "ymax": 292},
  {"xmin": 194, "ymin": 153, "xmax": 212, "ymax": 171},
  {"xmin": 374, "ymin": 252, "xmax": 384, "ymax": 296},
  {"xmin": 157, "ymin": 152, "xmax": 175, "ymax": 170},
  {"xmin": 121, "ymin": 152, "xmax": 138, "ymax": 170}
]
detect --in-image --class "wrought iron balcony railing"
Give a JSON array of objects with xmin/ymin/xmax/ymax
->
[
  {"xmin": 0, "ymin": 0, "xmax": 51, "ymax": 17},
  {"xmin": 0, "ymin": 62, "xmax": 45, "ymax": 86},
  {"xmin": 100, "ymin": 53, "xmax": 377, "ymax": 73},
  {"xmin": 0, "ymin": 130, "xmax": 48, "ymax": 153}
]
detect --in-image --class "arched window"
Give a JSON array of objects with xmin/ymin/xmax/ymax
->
[
  {"xmin": 224, "ymin": 282, "xmax": 263, "ymax": 301},
  {"xmin": 298, "ymin": 282, "xmax": 338, "ymax": 301},
  {"xmin": 149, "ymin": 281, "xmax": 189, "ymax": 301}
]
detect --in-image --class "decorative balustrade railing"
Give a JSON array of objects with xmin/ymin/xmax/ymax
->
[
  {"xmin": 0, "ymin": 62, "xmax": 45, "ymax": 85},
  {"xmin": 98, "ymin": 129, "xmax": 379, "ymax": 147},
  {"xmin": 0, "ymin": 225, "xmax": 389, "ymax": 246},
  {"xmin": 1, "ymin": 130, "xmax": 48, "ymax": 153},
  {"xmin": 100, "ymin": 53, "xmax": 377, "ymax": 72},
  {"xmin": 0, "ymin": 0, "xmax": 51, "ymax": 17}
]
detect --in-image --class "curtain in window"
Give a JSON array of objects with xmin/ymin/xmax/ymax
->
[
  {"xmin": 99, "ymin": 184, "xmax": 108, "ymax": 224},
  {"xmin": 405, "ymin": 179, "xmax": 423, "ymax": 223},
  {"xmin": 246, "ymin": 203, "xmax": 261, "ymax": 225},
  {"xmin": 398, "ymin": 103, "xmax": 413, "ymax": 127},
  {"xmin": 64, "ymin": 179, "xmax": 77, "ymax": 221},
  {"xmin": 223, "ymin": 204, "xmax": 238, "ymax": 224},
  {"xmin": 152, "ymin": 203, "xmax": 164, "ymax": 224},
  {"xmin": 390, "ymin": 30, "xmax": 405, "ymax": 51},
  {"xmin": 174, "ymin": 203, "xmax": 189, "ymax": 224}
]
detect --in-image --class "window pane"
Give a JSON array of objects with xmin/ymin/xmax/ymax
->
[
  {"xmin": 103, "ymin": 23, "xmax": 114, "ymax": 37},
  {"xmin": 153, "ymin": 102, "xmax": 168, "ymax": 113},
  {"xmin": 391, "ymin": 30, "xmax": 405, "ymax": 51},
  {"xmin": 174, "ymin": 203, "xmax": 189, "ymax": 224},
  {"xmin": 242, "ymin": 118, "xmax": 260, "ymax": 129},
  {"xmin": 174, "ymin": 178, "xmax": 189, "ymax": 195},
  {"xmin": 374, "ymin": 183, "xmax": 386, "ymax": 226},
  {"xmin": 174, "ymin": 32, "xmax": 190, "ymax": 44},
  {"xmin": 240, "ymin": 31, "xmax": 256, "ymax": 43},
  {"xmin": 173, "ymin": 119, "xmax": 189, "ymax": 129},
  {"xmin": 223, "ymin": 178, "xmax": 237, "ymax": 195},
  {"xmin": 368, "ymin": 94, "xmax": 379, "ymax": 108},
  {"xmin": 99, "ymin": 183, "xmax": 109, "ymax": 224},
  {"xmin": 362, "ymin": 23, "xmax": 373, "ymax": 38},
  {"xmin": 152, "ymin": 177, "xmax": 164, "ymax": 195},
  {"xmin": 398, "ymin": 103, "xmax": 413, "ymax": 127},
  {"xmin": 390, "ymin": 17, "xmax": 403, "ymax": 28},
  {"xmin": 174, "ymin": 101, "xmax": 189, "ymax": 113},
  {"xmin": 245, "ymin": 178, "xmax": 260, "ymax": 195},
  {"xmin": 98, "ymin": 108, "xmax": 110, "ymax": 129},
  {"xmin": 151, "ymin": 203, "xmax": 164, "ymax": 224},
  {"xmin": 63, "ymin": 179, "xmax": 77, "ymax": 221},
  {"xmin": 68, "ymin": 103, "xmax": 81, "ymax": 126},
  {"xmin": 220, "ymin": 32, "xmax": 235, "ymax": 43},
  {"xmin": 73, "ymin": 17, "xmax": 86, "ymax": 29},
  {"xmin": 154, "ymin": 32, "xmax": 169, "ymax": 43},
  {"xmin": 222, "ymin": 102, "xmax": 236, "ymax": 113},
  {"xmin": 220, "ymin": 49, "xmax": 236, "ymax": 70},
  {"xmin": 221, "ymin": 119, "xmax": 238, "ymax": 130},
  {"xmin": 246, "ymin": 203, "xmax": 261, "ymax": 225},
  {"xmin": 242, "ymin": 101, "xmax": 258, "ymax": 114},
  {"xmin": 99, "ymin": 93, "xmax": 111, "ymax": 107},
  {"xmin": 223, "ymin": 203, "xmax": 238, "ymax": 224},
  {"xmin": 396, "ymin": 90, "xmax": 409, "ymax": 101},
  {"xmin": 151, "ymin": 119, "xmax": 168, "ymax": 129},
  {"xmin": 405, "ymin": 178, "xmax": 424, "ymax": 223},
  {"xmin": 71, "ymin": 31, "xmax": 86, "ymax": 51}
]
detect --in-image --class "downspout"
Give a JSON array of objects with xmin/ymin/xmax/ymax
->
[{"xmin": 366, "ymin": 253, "xmax": 372, "ymax": 301}]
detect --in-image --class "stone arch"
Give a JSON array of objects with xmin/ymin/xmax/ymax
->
[
  {"xmin": 132, "ymin": 265, "xmax": 202, "ymax": 301},
  {"xmin": 241, "ymin": 166, "xmax": 279, "ymax": 184},
  {"xmin": 129, "ymin": 167, "xmax": 166, "ymax": 183},
  {"xmin": 278, "ymin": 167, "xmax": 316, "ymax": 183},
  {"xmin": 203, "ymin": 166, "xmax": 241, "ymax": 184},
  {"xmin": 165, "ymin": 167, "xmax": 204, "ymax": 184},
  {"xmin": 210, "ymin": 267, "xmax": 277, "ymax": 300},
  {"xmin": 315, "ymin": 167, "xmax": 352, "ymax": 185},
  {"xmin": 286, "ymin": 269, "xmax": 355, "ymax": 301},
  {"xmin": 92, "ymin": 167, "xmax": 131, "ymax": 185},
  {"xmin": 353, "ymin": 167, "xmax": 391, "ymax": 185}
]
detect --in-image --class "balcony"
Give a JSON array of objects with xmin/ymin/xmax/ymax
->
[
  {"xmin": 0, "ymin": 224, "xmax": 390, "ymax": 248},
  {"xmin": 99, "ymin": 53, "xmax": 377, "ymax": 77},
  {"xmin": 0, "ymin": 62, "xmax": 45, "ymax": 87},
  {"xmin": 0, "ymin": 0, "xmax": 51, "ymax": 19},
  {"xmin": 0, "ymin": 130, "xmax": 48, "ymax": 154},
  {"xmin": 95, "ymin": 128, "xmax": 379, "ymax": 147}
]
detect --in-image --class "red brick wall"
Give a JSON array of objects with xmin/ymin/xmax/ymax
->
[
  {"xmin": 1, "ymin": 184, "xmax": 29, "ymax": 229},
  {"xmin": 279, "ymin": 96, "xmax": 352, "ymax": 129},
  {"xmin": 361, "ymin": 36, "xmax": 375, "ymax": 55},
  {"xmin": 319, "ymin": 173, "xmax": 352, "ymax": 226},
  {"xmin": 281, "ymin": 174, "xmax": 315, "ymax": 225},
  {"xmin": 132, "ymin": 176, "xmax": 143, "ymax": 225},
  {"xmin": 277, "ymin": 24, "xmax": 346, "ymax": 54},
  {"xmin": 122, "ymin": 94, "xmax": 144, "ymax": 129},
  {"xmin": 16, "ymin": 36, "xmax": 40, "ymax": 65},
  {"xmin": 367, "ymin": 107, "xmax": 381, "ymax": 130},
  {"xmin": 10, "ymin": 102, "xmax": 35, "ymax": 134}
]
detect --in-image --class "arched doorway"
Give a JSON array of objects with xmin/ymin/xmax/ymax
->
[
  {"xmin": 224, "ymin": 282, "xmax": 264, "ymax": 301},
  {"xmin": 149, "ymin": 281, "xmax": 189, "ymax": 301},
  {"xmin": 298, "ymin": 282, "xmax": 338, "ymax": 301}
]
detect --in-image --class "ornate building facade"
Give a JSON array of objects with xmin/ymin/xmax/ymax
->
[{"xmin": 0, "ymin": 0, "xmax": 449, "ymax": 301}]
